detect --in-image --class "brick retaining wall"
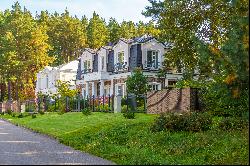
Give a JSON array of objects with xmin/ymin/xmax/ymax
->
[
  {"xmin": 0, "ymin": 101, "xmax": 20, "ymax": 113},
  {"xmin": 147, "ymin": 88, "xmax": 199, "ymax": 114}
]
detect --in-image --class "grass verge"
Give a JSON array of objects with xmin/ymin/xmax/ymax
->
[{"xmin": 0, "ymin": 112, "xmax": 248, "ymax": 165}]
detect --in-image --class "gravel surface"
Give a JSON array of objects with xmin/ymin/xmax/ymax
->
[{"xmin": 0, "ymin": 119, "xmax": 115, "ymax": 165}]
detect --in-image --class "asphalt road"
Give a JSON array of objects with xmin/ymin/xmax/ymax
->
[{"xmin": 0, "ymin": 119, "xmax": 115, "ymax": 165}]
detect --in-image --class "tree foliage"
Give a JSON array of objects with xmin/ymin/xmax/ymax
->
[
  {"xmin": 0, "ymin": 2, "xmax": 160, "ymax": 101},
  {"xmin": 87, "ymin": 12, "xmax": 109, "ymax": 49},
  {"xmin": 126, "ymin": 68, "xmax": 150, "ymax": 97},
  {"xmin": 143, "ymin": 0, "xmax": 249, "ymax": 115},
  {"xmin": 0, "ymin": 2, "xmax": 54, "ymax": 101}
]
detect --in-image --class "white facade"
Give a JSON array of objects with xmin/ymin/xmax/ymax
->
[
  {"xmin": 76, "ymin": 35, "xmax": 184, "ymax": 98},
  {"xmin": 36, "ymin": 60, "xmax": 79, "ymax": 96}
]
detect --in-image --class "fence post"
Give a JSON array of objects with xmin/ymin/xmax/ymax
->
[
  {"xmin": 66, "ymin": 96, "xmax": 69, "ymax": 112},
  {"xmin": 84, "ymin": 96, "xmax": 86, "ymax": 110},
  {"xmin": 102, "ymin": 94, "xmax": 105, "ymax": 111},
  {"xmin": 54, "ymin": 98, "xmax": 56, "ymax": 112},
  {"xmin": 114, "ymin": 95, "xmax": 122, "ymax": 113},
  {"xmin": 38, "ymin": 97, "xmax": 40, "ymax": 112},
  {"xmin": 92, "ymin": 95, "xmax": 95, "ymax": 112},
  {"xmin": 112, "ymin": 95, "xmax": 114, "ymax": 112},
  {"xmin": 108, "ymin": 94, "xmax": 111, "ymax": 112},
  {"xmin": 97, "ymin": 96, "xmax": 100, "ymax": 112},
  {"xmin": 78, "ymin": 94, "xmax": 80, "ymax": 111}
]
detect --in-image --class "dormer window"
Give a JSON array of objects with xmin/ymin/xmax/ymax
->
[
  {"xmin": 83, "ymin": 60, "xmax": 91, "ymax": 73},
  {"xmin": 146, "ymin": 50, "xmax": 159, "ymax": 69}
]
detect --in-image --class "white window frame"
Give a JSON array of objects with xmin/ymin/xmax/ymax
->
[{"xmin": 146, "ymin": 50, "xmax": 159, "ymax": 69}]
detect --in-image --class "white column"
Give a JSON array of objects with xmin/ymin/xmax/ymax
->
[
  {"xmin": 91, "ymin": 82, "xmax": 95, "ymax": 97},
  {"xmin": 165, "ymin": 78, "xmax": 168, "ymax": 88},
  {"xmin": 85, "ymin": 82, "xmax": 89, "ymax": 97},
  {"xmin": 110, "ymin": 79, "xmax": 114, "ymax": 96},
  {"xmin": 100, "ymin": 80, "xmax": 105, "ymax": 96}
]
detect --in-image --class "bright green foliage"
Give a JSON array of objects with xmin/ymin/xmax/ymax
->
[
  {"xmin": 37, "ymin": 10, "xmax": 88, "ymax": 65},
  {"xmin": 144, "ymin": 0, "xmax": 249, "ymax": 116},
  {"xmin": 0, "ymin": 2, "xmax": 54, "ymax": 101},
  {"xmin": 145, "ymin": 21, "xmax": 160, "ymax": 38},
  {"xmin": 119, "ymin": 21, "xmax": 137, "ymax": 39},
  {"xmin": 107, "ymin": 18, "xmax": 120, "ymax": 43},
  {"xmin": 87, "ymin": 12, "xmax": 109, "ymax": 49},
  {"xmin": 136, "ymin": 21, "xmax": 146, "ymax": 37},
  {"xmin": 55, "ymin": 80, "xmax": 79, "ymax": 112},
  {"xmin": 151, "ymin": 112, "xmax": 213, "ymax": 132},
  {"xmin": 126, "ymin": 68, "xmax": 149, "ymax": 97}
]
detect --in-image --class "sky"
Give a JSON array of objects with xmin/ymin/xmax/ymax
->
[{"xmin": 0, "ymin": 0, "xmax": 152, "ymax": 23}]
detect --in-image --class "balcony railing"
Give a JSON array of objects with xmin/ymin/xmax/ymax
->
[
  {"xmin": 143, "ymin": 61, "xmax": 160, "ymax": 70},
  {"xmin": 114, "ymin": 62, "xmax": 128, "ymax": 72},
  {"xmin": 82, "ymin": 68, "xmax": 92, "ymax": 74}
]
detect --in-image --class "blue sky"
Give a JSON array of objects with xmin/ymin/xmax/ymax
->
[{"xmin": 0, "ymin": 0, "xmax": 152, "ymax": 23}]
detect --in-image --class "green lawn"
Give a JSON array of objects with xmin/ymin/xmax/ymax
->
[{"xmin": 0, "ymin": 112, "xmax": 249, "ymax": 165}]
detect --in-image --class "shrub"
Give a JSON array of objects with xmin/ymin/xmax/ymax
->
[
  {"xmin": 6, "ymin": 109, "xmax": 12, "ymax": 115},
  {"xmin": 136, "ymin": 106, "xmax": 146, "ymax": 113},
  {"xmin": 96, "ymin": 104, "xmax": 110, "ymax": 112},
  {"xmin": 31, "ymin": 114, "xmax": 36, "ymax": 119},
  {"xmin": 58, "ymin": 110, "xmax": 65, "ymax": 115},
  {"xmin": 121, "ymin": 97, "xmax": 127, "ymax": 106},
  {"xmin": 121, "ymin": 105, "xmax": 128, "ymax": 113},
  {"xmin": 38, "ymin": 111, "xmax": 45, "ymax": 115},
  {"xmin": 0, "ymin": 112, "xmax": 4, "ymax": 115},
  {"xmin": 151, "ymin": 113, "xmax": 168, "ymax": 132},
  {"xmin": 81, "ymin": 108, "xmax": 91, "ymax": 116},
  {"xmin": 11, "ymin": 112, "xmax": 17, "ymax": 117},
  {"xmin": 151, "ymin": 112, "xmax": 212, "ymax": 132},
  {"xmin": 123, "ymin": 112, "xmax": 135, "ymax": 119},
  {"xmin": 17, "ymin": 113, "xmax": 23, "ymax": 118},
  {"xmin": 218, "ymin": 117, "xmax": 249, "ymax": 130}
]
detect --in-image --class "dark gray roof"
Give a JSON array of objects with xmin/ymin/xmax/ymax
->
[
  {"xmin": 84, "ymin": 48, "xmax": 97, "ymax": 54},
  {"xmin": 133, "ymin": 34, "xmax": 154, "ymax": 43},
  {"xmin": 132, "ymin": 34, "xmax": 172, "ymax": 48},
  {"xmin": 120, "ymin": 38, "xmax": 134, "ymax": 44}
]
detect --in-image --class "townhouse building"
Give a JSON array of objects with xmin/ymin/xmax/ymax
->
[
  {"xmin": 76, "ymin": 35, "xmax": 183, "ymax": 98},
  {"xmin": 35, "ymin": 60, "xmax": 79, "ymax": 96}
]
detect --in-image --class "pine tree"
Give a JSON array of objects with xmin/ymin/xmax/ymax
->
[
  {"xmin": 107, "ymin": 17, "xmax": 120, "ymax": 43},
  {"xmin": 87, "ymin": 11, "xmax": 109, "ymax": 49}
]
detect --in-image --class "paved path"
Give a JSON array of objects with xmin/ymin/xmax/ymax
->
[{"xmin": 0, "ymin": 119, "xmax": 115, "ymax": 165}]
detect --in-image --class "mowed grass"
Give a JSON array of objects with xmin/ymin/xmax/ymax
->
[{"xmin": 1, "ymin": 112, "xmax": 249, "ymax": 165}]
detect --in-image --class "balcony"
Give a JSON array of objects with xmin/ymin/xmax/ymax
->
[
  {"xmin": 114, "ymin": 62, "xmax": 128, "ymax": 73},
  {"xmin": 143, "ymin": 61, "xmax": 161, "ymax": 71}
]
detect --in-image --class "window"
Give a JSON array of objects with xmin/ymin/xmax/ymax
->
[
  {"xmin": 87, "ymin": 60, "xmax": 91, "ymax": 69},
  {"xmin": 101, "ymin": 56, "xmax": 105, "ymax": 70},
  {"xmin": 84, "ymin": 61, "xmax": 87, "ymax": 70},
  {"xmin": 118, "ymin": 52, "xmax": 124, "ymax": 64},
  {"xmin": 118, "ymin": 85, "xmax": 123, "ymax": 96},
  {"xmin": 168, "ymin": 80, "xmax": 177, "ymax": 87},
  {"xmin": 149, "ymin": 83, "xmax": 161, "ymax": 91},
  {"xmin": 151, "ymin": 84, "xmax": 158, "ymax": 91},
  {"xmin": 83, "ymin": 60, "xmax": 91, "ymax": 72},
  {"xmin": 147, "ymin": 50, "xmax": 159, "ymax": 69}
]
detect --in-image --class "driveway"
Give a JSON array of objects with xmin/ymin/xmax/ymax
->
[{"xmin": 0, "ymin": 119, "xmax": 115, "ymax": 165}]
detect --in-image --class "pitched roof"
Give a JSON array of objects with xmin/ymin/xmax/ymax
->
[
  {"xmin": 85, "ymin": 48, "xmax": 97, "ymax": 54},
  {"xmin": 59, "ymin": 60, "xmax": 79, "ymax": 72}
]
